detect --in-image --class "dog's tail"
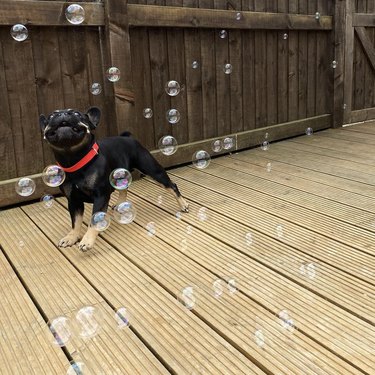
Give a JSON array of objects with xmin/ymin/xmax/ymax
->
[{"xmin": 120, "ymin": 131, "xmax": 132, "ymax": 137}]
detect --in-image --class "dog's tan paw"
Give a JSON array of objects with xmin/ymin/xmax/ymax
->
[
  {"xmin": 180, "ymin": 200, "xmax": 189, "ymax": 213},
  {"xmin": 58, "ymin": 233, "xmax": 80, "ymax": 247},
  {"xmin": 78, "ymin": 229, "xmax": 98, "ymax": 252}
]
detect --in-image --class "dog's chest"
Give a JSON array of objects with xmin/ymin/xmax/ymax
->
[{"xmin": 63, "ymin": 170, "xmax": 100, "ymax": 199}]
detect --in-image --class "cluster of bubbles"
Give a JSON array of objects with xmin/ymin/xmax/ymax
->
[
  {"xmin": 180, "ymin": 286, "xmax": 196, "ymax": 310},
  {"xmin": 212, "ymin": 278, "xmax": 237, "ymax": 298},
  {"xmin": 299, "ymin": 262, "xmax": 316, "ymax": 279}
]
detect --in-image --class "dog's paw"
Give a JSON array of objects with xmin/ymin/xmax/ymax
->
[
  {"xmin": 58, "ymin": 233, "xmax": 80, "ymax": 247},
  {"xmin": 180, "ymin": 201, "xmax": 189, "ymax": 213},
  {"xmin": 78, "ymin": 230, "xmax": 98, "ymax": 252}
]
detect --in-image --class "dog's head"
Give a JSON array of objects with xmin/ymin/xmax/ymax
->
[{"xmin": 39, "ymin": 107, "xmax": 101, "ymax": 150}]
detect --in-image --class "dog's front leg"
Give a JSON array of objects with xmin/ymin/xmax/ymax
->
[
  {"xmin": 79, "ymin": 194, "xmax": 110, "ymax": 252},
  {"xmin": 59, "ymin": 199, "xmax": 84, "ymax": 247}
]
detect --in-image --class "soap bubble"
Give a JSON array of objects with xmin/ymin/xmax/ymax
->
[
  {"xmin": 90, "ymin": 82, "xmax": 102, "ymax": 95},
  {"xmin": 254, "ymin": 329, "xmax": 265, "ymax": 347},
  {"xmin": 42, "ymin": 165, "xmax": 66, "ymax": 187},
  {"xmin": 266, "ymin": 162, "xmax": 272, "ymax": 172},
  {"xmin": 158, "ymin": 136, "xmax": 178, "ymax": 156},
  {"xmin": 175, "ymin": 212, "xmax": 182, "ymax": 220},
  {"xmin": 300, "ymin": 262, "xmax": 316, "ymax": 279},
  {"xmin": 227, "ymin": 278, "xmax": 237, "ymax": 294},
  {"xmin": 261, "ymin": 140, "xmax": 270, "ymax": 151},
  {"xmin": 106, "ymin": 67, "xmax": 121, "ymax": 82},
  {"xmin": 146, "ymin": 222, "xmax": 156, "ymax": 236},
  {"xmin": 165, "ymin": 80, "xmax": 181, "ymax": 96},
  {"xmin": 245, "ymin": 232, "xmax": 253, "ymax": 246},
  {"xmin": 143, "ymin": 108, "xmax": 153, "ymax": 119},
  {"xmin": 66, "ymin": 361, "xmax": 90, "ymax": 375},
  {"xmin": 113, "ymin": 201, "xmax": 136, "ymax": 224},
  {"xmin": 282, "ymin": 33, "xmax": 288, "ymax": 40},
  {"xmin": 315, "ymin": 12, "xmax": 320, "ymax": 20},
  {"xmin": 305, "ymin": 127, "xmax": 313, "ymax": 136},
  {"xmin": 332, "ymin": 60, "xmax": 338, "ymax": 69},
  {"xmin": 192, "ymin": 150, "xmax": 211, "ymax": 169},
  {"xmin": 279, "ymin": 310, "xmax": 295, "ymax": 333},
  {"xmin": 90, "ymin": 212, "xmax": 111, "ymax": 231},
  {"xmin": 235, "ymin": 12, "xmax": 242, "ymax": 21},
  {"xmin": 156, "ymin": 195, "xmax": 163, "ymax": 206},
  {"xmin": 10, "ymin": 24, "xmax": 28, "ymax": 42},
  {"xmin": 48, "ymin": 316, "xmax": 72, "ymax": 347},
  {"xmin": 114, "ymin": 307, "xmax": 130, "ymax": 329},
  {"xmin": 197, "ymin": 207, "xmax": 208, "ymax": 222},
  {"xmin": 211, "ymin": 139, "xmax": 223, "ymax": 153},
  {"xmin": 15, "ymin": 177, "xmax": 36, "ymax": 197},
  {"xmin": 166, "ymin": 109, "xmax": 181, "ymax": 124},
  {"xmin": 40, "ymin": 194, "xmax": 55, "ymax": 208},
  {"xmin": 223, "ymin": 137, "xmax": 234, "ymax": 150},
  {"xmin": 192, "ymin": 61, "xmax": 199, "ymax": 69},
  {"xmin": 181, "ymin": 286, "xmax": 196, "ymax": 310},
  {"xmin": 219, "ymin": 30, "xmax": 227, "ymax": 39},
  {"xmin": 65, "ymin": 4, "xmax": 85, "ymax": 25},
  {"xmin": 223, "ymin": 63, "xmax": 233, "ymax": 74},
  {"xmin": 180, "ymin": 238, "xmax": 188, "ymax": 251},
  {"xmin": 186, "ymin": 225, "xmax": 193, "ymax": 235},
  {"xmin": 213, "ymin": 279, "xmax": 224, "ymax": 298},
  {"xmin": 109, "ymin": 168, "xmax": 132, "ymax": 190},
  {"xmin": 276, "ymin": 224, "xmax": 283, "ymax": 239},
  {"xmin": 74, "ymin": 305, "xmax": 103, "ymax": 339}
]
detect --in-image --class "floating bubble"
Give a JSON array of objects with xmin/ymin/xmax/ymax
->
[
  {"xmin": 245, "ymin": 232, "xmax": 253, "ymax": 246},
  {"xmin": 15, "ymin": 177, "xmax": 36, "ymax": 197},
  {"xmin": 305, "ymin": 127, "xmax": 313, "ymax": 136},
  {"xmin": 235, "ymin": 12, "xmax": 242, "ymax": 21},
  {"xmin": 143, "ymin": 108, "xmax": 153, "ymax": 119},
  {"xmin": 175, "ymin": 212, "xmax": 182, "ymax": 220},
  {"xmin": 282, "ymin": 33, "xmax": 288, "ymax": 40},
  {"xmin": 266, "ymin": 162, "xmax": 272, "ymax": 172},
  {"xmin": 40, "ymin": 194, "xmax": 55, "ymax": 208},
  {"xmin": 343, "ymin": 103, "xmax": 347, "ymax": 110},
  {"xmin": 180, "ymin": 238, "xmax": 188, "ymax": 251},
  {"xmin": 10, "ymin": 24, "xmax": 28, "ymax": 42},
  {"xmin": 315, "ymin": 12, "xmax": 321, "ymax": 20},
  {"xmin": 254, "ymin": 329, "xmax": 265, "ymax": 348},
  {"xmin": 42, "ymin": 165, "xmax": 66, "ymax": 187},
  {"xmin": 66, "ymin": 361, "xmax": 90, "ymax": 375},
  {"xmin": 211, "ymin": 139, "xmax": 223, "ymax": 153},
  {"xmin": 213, "ymin": 279, "xmax": 224, "ymax": 298},
  {"xmin": 223, "ymin": 137, "xmax": 234, "ymax": 150},
  {"xmin": 114, "ymin": 307, "xmax": 130, "ymax": 329},
  {"xmin": 18, "ymin": 241, "xmax": 25, "ymax": 248},
  {"xmin": 65, "ymin": 4, "xmax": 85, "ymax": 25},
  {"xmin": 186, "ymin": 225, "xmax": 193, "ymax": 235},
  {"xmin": 156, "ymin": 195, "xmax": 163, "ymax": 206},
  {"xmin": 90, "ymin": 82, "xmax": 102, "ymax": 96},
  {"xmin": 261, "ymin": 140, "xmax": 270, "ymax": 151},
  {"xmin": 227, "ymin": 278, "xmax": 237, "ymax": 294},
  {"xmin": 219, "ymin": 30, "xmax": 227, "ymax": 39},
  {"xmin": 90, "ymin": 212, "xmax": 111, "ymax": 232},
  {"xmin": 146, "ymin": 222, "xmax": 156, "ymax": 236},
  {"xmin": 165, "ymin": 80, "xmax": 181, "ymax": 96},
  {"xmin": 192, "ymin": 60, "xmax": 199, "ymax": 69},
  {"xmin": 192, "ymin": 150, "xmax": 211, "ymax": 169},
  {"xmin": 279, "ymin": 310, "xmax": 295, "ymax": 333},
  {"xmin": 181, "ymin": 286, "xmax": 196, "ymax": 310},
  {"xmin": 166, "ymin": 109, "xmax": 181, "ymax": 124},
  {"xmin": 113, "ymin": 201, "xmax": 136, "ymax": 224},
  {"xmin": 74, "ymin": 305, "xmax": 103, "ymax": 339},
  {"xmin": 197, "ymin": 207, "xmax": 208, "ymax": 222},
  {"xmin": 109, "ymin": 168, "xmax": 132, "ymax": 190},
  {"xmin": 300, "ymin": 262, "xmax": 316, "ymax": 279},
  {"xmin": 158, "ymin": 135, "xmax": 178, "ymax": 156},
  {"xmin": 331, "ymin": 60, "xmax": 338, "ymax": 69},
  {"xmin": 276, "ymin": 224, "xmax": 283, "ymax": 239},
  {"xmin": 48, "ymin": 316, "xmax": 72, "ymax": 347},
  {"xmin": 223, "ymin": 63, "xmax": 233, "ymax": 74},
  {"xmin": 106, "ymin": 67, "xmax": 121, "ymax": 82}
]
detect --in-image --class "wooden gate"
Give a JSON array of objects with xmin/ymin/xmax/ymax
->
[{"xmin": 0, "ymin": 0, "xmax": 365, "ymax": 207}]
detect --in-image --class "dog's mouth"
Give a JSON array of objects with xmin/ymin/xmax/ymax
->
[{"xmin": 45, "ymin": 123, "xmax": 89, "ymax": 148}]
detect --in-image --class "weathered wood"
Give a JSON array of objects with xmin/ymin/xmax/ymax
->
[
  {"xmin": 353, "ymin": 13, "xmax": 375, "ymax": 27},
  {"xmin": 127, "ymin": 4, "xmax": 333, "ymax": 30},
  {"xmin": 351, "ymin": 107, "xmax": 375, "ymax": 123},
  {"xmin": 0, "ymin": 1, "xmax": 104, "ymax": 26},
  {"xmin": 355, "ymin": 27, "xmax": 375, "ymax": 72}
]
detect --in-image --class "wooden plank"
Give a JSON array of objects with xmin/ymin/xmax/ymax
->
[
  {"xmin": 306, "ymin": 2, "xmax": 317, "ymax": 118},
  {"xmin": 0, "ymin": 1, "xmax": 104, "ymax": 26},
  {"xmin": 353, "ymin": 13, "xmax": 375, "ymax": 26},
  {"xmin": 0, "ymin": 208, "xmax": 171, "ymax": 374},
  {"xmin": 351, "ymin": 107, "xmax": 375, "ymax": 122},
  {"xmin": 355, "ymin": 26, "xmax": 375, "ymax": 72},
  {"xmin": 364, "ymin": 1, "xmax": 375, "ymax": 110},
  {"xmin": 127, "ymin": 5, "xmax": 333, "ymax": 30},
  {"xmin": 298, "ymin": 0, "xmax": 308, "ymax": 120},
  {"xmin": 0, "ymin": 251, "xmax": 69, "ymax": 374},
  {"xmin": 104, "ymin": 0, "xmax": 135, "ymax": 135},
  {"xmin": 21, "ymin": 204, "xmax": 264, "ymax": 374}
]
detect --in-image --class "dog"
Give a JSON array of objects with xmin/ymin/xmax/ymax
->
[{"xmin": 40, "ymin": 107, "xmax": 188, "ymax": 251}]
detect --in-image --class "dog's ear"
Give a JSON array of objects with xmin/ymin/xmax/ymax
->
[
  {"xmin": 86, "ymin": 107, "xmax": 101, "ymax": 129},
  {"xmin": 39, "ymin": 114, "xmax": 48, "ymax": 132}
]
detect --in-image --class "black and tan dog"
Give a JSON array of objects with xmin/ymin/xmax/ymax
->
[{"xmin": 40, "ymin": 107, "xmax": 188, "ymax": 251}]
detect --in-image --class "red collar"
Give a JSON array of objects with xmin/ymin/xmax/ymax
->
[{"xmin": 57, "ymin": 143, "xmax": 99, "ymax": 173}]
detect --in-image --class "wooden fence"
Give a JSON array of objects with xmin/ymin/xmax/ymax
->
[{"xmin": 0, "ymin": 0, "xmax": 374, "ymax": 207}]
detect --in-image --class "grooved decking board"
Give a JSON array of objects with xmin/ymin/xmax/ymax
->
[
  {"xmin": 0, "ymin": 209, "xmax": 169, "ymax": 375},
  {"xmin": 54, "ymin": 194, "xmax": 367, "ymax": 375},
  {"xmin": 0, "ymin": 251, "xmax": 69, "ymax": 374},
  {"xmin": 22, "ymin": 203, "xmax": 263, "ymax": 375}
]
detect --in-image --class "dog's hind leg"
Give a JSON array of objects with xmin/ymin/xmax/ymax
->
[{"xmin": 165, "ymin": 182, "xmax": 189, "ymax": 212}]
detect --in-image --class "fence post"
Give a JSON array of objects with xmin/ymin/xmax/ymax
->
[
  {"xmin": 333, "ymin": 0, "xmax": 354, "ymax": 127},
  {"xmin": 103, "ymin": 0, "xmax": 135, "ymax": 134}
]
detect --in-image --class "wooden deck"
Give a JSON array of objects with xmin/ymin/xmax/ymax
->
[{"xmin": 1, "ymin": 124, "xmax": 375, "ymax": 374}]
